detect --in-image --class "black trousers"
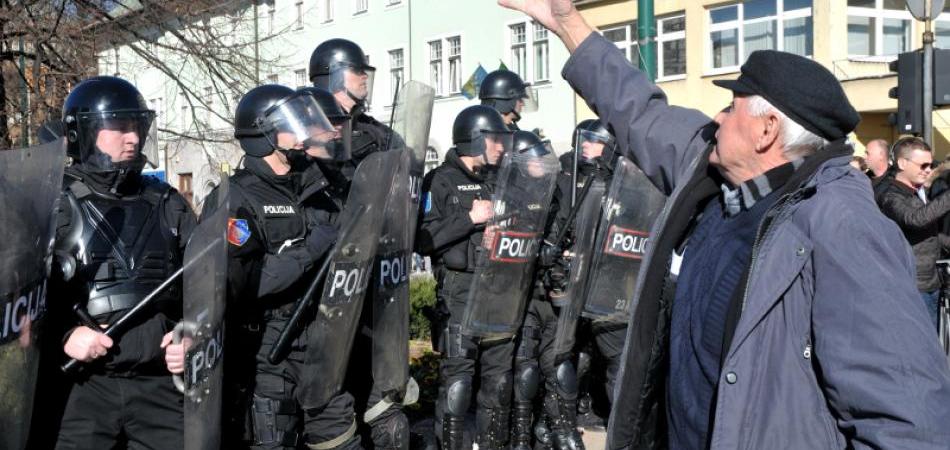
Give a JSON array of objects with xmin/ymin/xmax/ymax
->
[
  {"xmin": 55, "ymin": 374, "xmax": 183, "ymax": 450},
  {"xmin": 433, "ymin": 270, "xmax": 515, "ymax": 437}
]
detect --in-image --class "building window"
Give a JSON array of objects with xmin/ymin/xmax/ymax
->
[
  {"xmin": 602, "ymin": 22, "xmax": 640, "ymax": 67},
  {"xmin": 322, "ymin": 0, "xmax": 334, "ymax": 23},
  {"xmin": 448, "ymin": 36, "xmax": 462, "ymax": 93},
  {"xmin": 429, "ymin": 40, "xmax": 443, "ymax": 95},
  {"xmin": 267, "ymin": 73, "xmax": 279, "ymax": 84},
  {"xmin": 847, "ymin": 0, "xmax": 914, "ymax": 56},
  {"xmin": 355, "ymin": 0, "xmax": 368, "ymax": 14},
  {"xmin": 510, "ymin": 24, "xmax": 527, "ymax": 80},
  {"xmin": 179, "ymin": 92, "xmax": 189, "ymax": 132},
  {"xmin": 295, "ymin": 1, "xmax": 304, "ymax": 29},
  {"xmin": 267, "ymin": 2, "xmax": 276, "ymax": 35},
  {"xmin": 533, "ymin": 22, "xmax": 549, "ymax": 81},
  {"xmin": 708, "ymin": 0, "xmax": 813, "ymax": 71},
  {"xmin": 149, "ymin": 97, "xmax": 164, "ymax": 127},
  {"xmin": 295, "ymin": 69, "xmax": 307, "ymax": 88},
  {"xmin": 204, "ymin": 87, "xmax": 214, "ymax": 123},
  {"xmin": 389, "ymin": 49, "xmax": 404, "ymax": 99},
  {"xmin": 179, "ymin": 173, "xmax": 194, "ymax": 206},
  {"xmin": 939, "ymin": 4, "xmax": 950, "ymax": 48},
  {"xmin": 113, "ymin": 48, "xmax": 121, "ymax": 76},
  {"xmin": 657, "ymin": 14, "xmax": 686, "ymax": 78},
  {"xmin": 387, "ymin": 0, "xmax": 401, "ymax": 5}
]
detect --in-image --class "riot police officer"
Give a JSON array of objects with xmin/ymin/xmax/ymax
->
[
  {"xmin": 534, "ymin": 120, "xmax": 622, "ymax": 449},
  {"xmin": 309, "ymin": 39, "xmax": 415, "ymax": 449},
  {"xmin": 479, "ymin": 69, "xmax": 537, "ymax": 131},
  {"xmin": 217, "ymin": 84, "xmax": 348, "ymax": 450},
  {"xmin": 416, "ymin": 105, "xmax": 514, "ymax": 450},
  {"xmin": 44, "ymin": 76, "xmax": 196, "ymax": 450}
]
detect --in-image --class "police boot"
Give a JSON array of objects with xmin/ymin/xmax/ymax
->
[
  {"xmin": 476, "ymin": 408, "xmax": 510, "ymax": 450},
  {"xmin": 551, "ymin": 396, "xmax": 585, "ymax": 450},
  {"xmin": 574, "ymin": 394, "xmax": 603, "ymax": 429},
  {"xmin": 533, "ymin": 414, "xmax": 553, "ymax": 450},
  {"xmin": 442, "ymin": 415, "xmax": 465, "ymax": 450},
  {"xmin": 511, "ymin": 401, "xmax": 533, "ymax": 450}
]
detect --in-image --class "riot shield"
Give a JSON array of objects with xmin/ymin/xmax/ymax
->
[
  {"xmin": 176, "ymin": 175, "xmax": 229, "ymax": 450},
  {"xmin": 301, "ymin": 150, "xmax": 399, "ymax": 410},
  {"xmin": 461, "ymin": 150, "xmax": 559, "ymax": 340},
  {"xmin": 552, "ymin": 180, "xmax": 606, "ymax": 358},
  {"xmin": 371, "ymin": 81, "xmax": 435, "ymax": 401},
  {"xmin": 581, "ymin": 157, "xmax": 666, "ymax": 322},
  {"xmin": 0, "ymin": 140, "xmax": 66, "ymax": 450}
]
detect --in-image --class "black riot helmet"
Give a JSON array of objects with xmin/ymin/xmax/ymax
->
[
  {"xmin": 512, "ymin": 130, "xmax": 552, "ymax": 158},
  {"xmin": 62, "ymin": 76, "xmax": 157, "ymax": 172},
  {"xmin": 452, "ymin": 105, "xmax": 513, "ymax": 165},
  {"xmin": 297, "ymin": 86, "xmax": 353, "ymax": 161},
  {"xmin": 574, "ymin": 119, "xmax": 619, "ymax": 168},
  {"xmin": 478, "ymin": 70, "xmax": 538, "ymax": 122},
  {"xmin": 234, "ymin": 84, "xmax": 337, "ymax": 159},
  {"xmin": 309, "ymin": 38, "xmax": 376, "ymax": 107}
]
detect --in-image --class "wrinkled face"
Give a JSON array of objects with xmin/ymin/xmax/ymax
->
[
  {"xmin": 898, "ymin": 148, "xmax": 934, "ymax": 187},
  {"xmin": 484, "ymin": 135, "xmax": 506, "ymax": 165},
  {"xmin": 95, "ymin": 119, "xmax": 141, "ymax": 162},
  {"xmin": 344, "ymin": 68, "xmax": 370, "ymax": 100},
  {"xmin": 581, "ymin": 140, "xmax": 604, "ymax": 160},
  {"xmin": 710, "ymin": 95, "xmax": 765, "ymax": 184}
]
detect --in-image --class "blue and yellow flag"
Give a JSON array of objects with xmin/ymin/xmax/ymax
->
[{"xmin": 461, "ymin": 64, "xmax": 489, "ymax": 100}]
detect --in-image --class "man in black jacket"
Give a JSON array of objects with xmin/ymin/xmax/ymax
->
[
  {"xmin": 43, "ymin": 76, "xmax": 196, "ymax": 450},
  {"xmin": 218, "ymin": 84, "xmax": 345, "ymax": 450},
  {"xmin": 877, "ymin": 137, "xmax": 950, "ymax": 331},
  {"xmin": 416, "ymin": 105, "xmax": 513, "ymax": 450}
]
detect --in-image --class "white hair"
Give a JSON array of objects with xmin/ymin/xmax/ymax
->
[{"xmin": 747, "ymin": 95, "xmax": 828, "ymax": 159}]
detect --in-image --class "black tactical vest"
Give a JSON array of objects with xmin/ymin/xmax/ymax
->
[{"xmin": 61, "ymin": 177, "xmax": 182, "ymax": 318}]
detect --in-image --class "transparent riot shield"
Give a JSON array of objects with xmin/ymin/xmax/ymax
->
[
  {"xmin": 0, "ymin": 140, "xmax": 66, "ymax": 450},
  {"xmin": 175, "ymin": 175, "xmax": 229, "ymax": 450},
  {"xmin": 461, "ymin": 150, "xmax": 559, "ymax": 340},
  {"xmin": 552, "ymin": 180, "xmax": 606, "ymax": 358},
  {"xmin": 371, "ymin": 81, "xmax": 434, "ymax": 401},
  {"xmin": 581, "ymin": 157, "xmax": 666, "ymax": 323},
  {"xmin": 300, "ymin": 150, "xmax": 399, "ymax": 410}
]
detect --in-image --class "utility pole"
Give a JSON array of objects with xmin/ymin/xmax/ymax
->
[
  {"xmin": 637, "ymin": 0, "xmax": 656, "ymax": 82},
  {"xmin": 922, "ymin": 0, "xmax": 934, "ymax": 146}
]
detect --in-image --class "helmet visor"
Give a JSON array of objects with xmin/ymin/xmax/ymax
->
[
  {"xmin": 76, "ymin": 110, "xmax": 156, "ymax": 170},
  {"xmin": 261, "ymin": 94, "xmax": 335, "ymax": 152},
  {"xmin": 328, "ymin": 62, "xmax": 376, "ymax": 106},
  {"xmin": 578, "ymin": 129, "xmax": 611, "ymax": 161},
  {"xmin": 306, "ymin": 118, "xmax": 353, "ymax": 162},
  {"xmin": 519, "ymin": 86, "xmax": 539, "ymax": 113},
  {"xmin": 472, "ymin": 131, "xmax": 513, "ymax": 166}
]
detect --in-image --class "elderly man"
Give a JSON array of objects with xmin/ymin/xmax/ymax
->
[
  {"xmin": 877, "ymin": 137, "xmax": 950, "ymax": 331},
  {"xmin": 865, "ymin": 138, "xmax": 890, "ymax": 180},
  {"xmin": 500, "ymin": 0, "xmax": 950, "ymax": 449}
]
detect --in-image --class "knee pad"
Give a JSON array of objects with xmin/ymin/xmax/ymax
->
[
  {"xmin": 514, "ymin": 362, "xmax": 540, "ymax": 401},
  {"xmin": 445, "ymin": 378, "xmax": 472, "ymax": 416},
  {"xmin": 485, "ymin": 373, "xmax": 513, "ymax": 407},
  {"xmin": 251, "ymin": 394, "xmax": 299, "ymax": 447},
  {"xmin": 555, "ymin": 360, "xmax": 578, "ymax": 396}
]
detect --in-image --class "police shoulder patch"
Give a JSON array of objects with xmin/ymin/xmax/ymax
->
[{"xmin": 228, "ymin": 218, "xmax": 251, "ymax": 247}]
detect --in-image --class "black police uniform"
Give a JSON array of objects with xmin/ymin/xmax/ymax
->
[
  {"xmin": 218, "ymin": 157, "xmax": 348, "ymax": 450},
  {"xmin": 49, "ymin": 165, "xmax": 195, "ymax": 450},
  {"xmin": 417, "ymin": 148, "xmax": 516, "ymax": 450}
]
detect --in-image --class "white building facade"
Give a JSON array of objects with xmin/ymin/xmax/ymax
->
[{"xmin": 103, "ymin": 0, "xmax": 578, "ymax": 206}]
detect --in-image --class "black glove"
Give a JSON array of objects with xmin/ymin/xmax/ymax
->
[
  {"xmin": 305, "ymin": 222, "xmax": 338, "ymax": 260},
  {"xmin": 543, "ymin": 264, "xmax": 568, "ymax": 293}
]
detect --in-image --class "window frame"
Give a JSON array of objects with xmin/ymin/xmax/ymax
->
[
  {"xmin": 388, "ymin": 47, "xmax": 405, "ymax": 104},
  {"xmin": 847, "ymin": 0, "xmax": 917, "ymax": 57},
  {"xmin": 321, "ymin": 0, "xmax": 334, "ymax": 23},
  {"xmin": 705, "ymin": 1, "xmax": 815, "ymax": 75},
  {"xmin": 294, "ymin": 0, "xmax": 304, "ymax": 30},
  {"xmin": 656, "ymin": 13, "xmax": 687, "ymax": 82},
  {"xmin": 506, "ymin": 19, "xmax": 551, "ymax": 83},
  {"xmin": 295, "ymin": 68, "xmax": 308, "ymax": 88},
  {"xmin": 425, "ymin": 33, "xmax": 465, "ymax": 97},
  {"xmin": 354, "ymin": 0, "xmax": 368, "ymax": 15}
]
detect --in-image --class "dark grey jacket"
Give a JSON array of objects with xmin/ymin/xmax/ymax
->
[
  {"xmin": 563, "ymin": 33, "xmax": 950, "ymax": 449},
  {"xmin": 877, "ymin": 176, "xmax": 950, "ymax": 292}
]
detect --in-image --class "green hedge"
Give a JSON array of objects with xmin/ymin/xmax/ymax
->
[{"xmin": 409, "ymin": 274, "xmax": 437, "ymax": 340}]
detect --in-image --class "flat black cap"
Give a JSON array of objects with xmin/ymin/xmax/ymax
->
[{"xmin": 713, "ymin": 50, "xmax": 860, "ymax": 142}]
